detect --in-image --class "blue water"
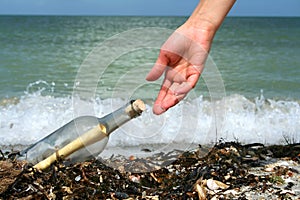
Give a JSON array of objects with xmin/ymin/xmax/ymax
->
[{"xmin": 0, "ymin": 16, "xmax": 299, "ymax": 147}]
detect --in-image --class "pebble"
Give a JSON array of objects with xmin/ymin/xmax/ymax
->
[{"xmin": 75, "ymin": 175, "xmax": 81, "ymax": 182}]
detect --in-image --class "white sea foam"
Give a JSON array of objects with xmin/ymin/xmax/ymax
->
[{"xmin": 0, "ymin": 92, "xmax": 299, "ymax": 150}]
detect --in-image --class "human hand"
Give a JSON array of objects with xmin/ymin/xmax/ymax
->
[{"xmin": 146, "ymin": 24, "xmax": 214, "ymax": 115}]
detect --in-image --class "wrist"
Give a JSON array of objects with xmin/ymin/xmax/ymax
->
[
  {"xmin": 176, "ymin": 19, "xmax": 216, "ymax": 47},
  {"xmin": 185, "ymin": 0, "xmax": 236, "ymax": 35},
  {"xmin": 186, "ymin": 16, "xmax": 218, "ymax": 32}
]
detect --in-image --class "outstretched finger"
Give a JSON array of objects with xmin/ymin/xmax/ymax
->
[
  {"xmin": 156, "ymin": 82, "xmax": 186, "ymax": 114},
  {"xmin": 161, "ymin": 92, "xmax": 186, "ymax": 112},
  {"xmin": 174, "ymin": 73, "xmax": 200, "ymax": 95},
  {"xmin": 146, "ymin": 51, "xmax": 169, "ymax": 81},
  {"xmin": 153, "ymin": 78, "xmax": 172, "ymax": 115}
]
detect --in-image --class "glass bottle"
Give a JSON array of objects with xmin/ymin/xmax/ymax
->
[{"xmin": 19, "ymin": 99, "xmax": 145, "ymax": 170}]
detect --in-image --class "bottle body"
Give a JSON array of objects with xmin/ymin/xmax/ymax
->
[
  {"xmin": 20, "ymin": 116, "xmax": 108, "ymax": 164},
  {"xmin": 19, "ymin": 99, "xmax": 145, "ymax": 166}
]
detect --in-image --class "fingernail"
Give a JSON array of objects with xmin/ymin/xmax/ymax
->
[{"xmin": 153, "ymin": 104, "xmax": 166, "ymax": 115}]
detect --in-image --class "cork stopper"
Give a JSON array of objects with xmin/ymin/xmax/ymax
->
[{"xmin": 125, "ymin": 99, "xmax": 146, "ymax": 118}]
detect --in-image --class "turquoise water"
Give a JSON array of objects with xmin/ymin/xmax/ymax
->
[
  {"xmin": 0, "ymin": 16, "xmax": 299, "ymax": 147},
  {"xmin": 213, "ymin": 17, "xmax": 300, "ymax": 99},
  {"xmin": 0, "ymin": 16, "xmax": 299, "ymax": 99}
]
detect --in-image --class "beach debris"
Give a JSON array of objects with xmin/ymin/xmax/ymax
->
[
  {"xmin": 75, "ymin": 175, "xmax": 81, "ymax": 182},
  {"xmin": 206, "ymin": 179, "xmax": 229, "ymax": 191},
  {"xmin": 0, "ymin": 141, "xmax": 300, "ymax": 199},
  {"xmin": 194, "ymin": 179, "xmax": 206, "ymax": 200},
  {"xmin": 128, "ymin": 174, "xmax": 140, "ymax": 183}
]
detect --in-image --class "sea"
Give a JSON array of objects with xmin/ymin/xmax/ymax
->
[{"xmin": 0, "ymin": 16, "xmax": 299, "ymax": 153}]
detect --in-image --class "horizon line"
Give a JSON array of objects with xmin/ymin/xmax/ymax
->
[{"xmin": 0, "ymin": 14, "xmax": 300, "ymax": 18}]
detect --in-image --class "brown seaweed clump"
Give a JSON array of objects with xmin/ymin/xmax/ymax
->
[{"xmin": 0, "ymin": 142, "xmax": 300, "ymax": 199}]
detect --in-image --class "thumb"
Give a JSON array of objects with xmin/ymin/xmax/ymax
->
[{"xmin": 146, "ymin": 52, "xmax": 168, "ymax": 81}]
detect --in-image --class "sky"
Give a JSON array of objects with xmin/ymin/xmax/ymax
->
[{"xmin": 0, "ymin": 0, "xmax": 299, "ymax": 17}]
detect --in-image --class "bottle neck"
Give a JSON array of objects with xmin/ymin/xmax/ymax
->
[{"xmin": 99, "ymin": 99, "xmax": 145, "ymax": 135}]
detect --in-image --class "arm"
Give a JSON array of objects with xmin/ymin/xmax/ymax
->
[{"xmin": 146, "ymin": 0, "xmax": 236, "ymax": 115}]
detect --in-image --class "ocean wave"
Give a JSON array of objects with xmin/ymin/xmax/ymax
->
[{"xmin": 0, "ymin": 90, "xmax": 299, "ymax": 149}]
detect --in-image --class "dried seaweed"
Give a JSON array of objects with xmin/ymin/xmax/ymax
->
[{"xmin": 0, "ymin": 142, "xmax": 299, "ymax": 199}]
